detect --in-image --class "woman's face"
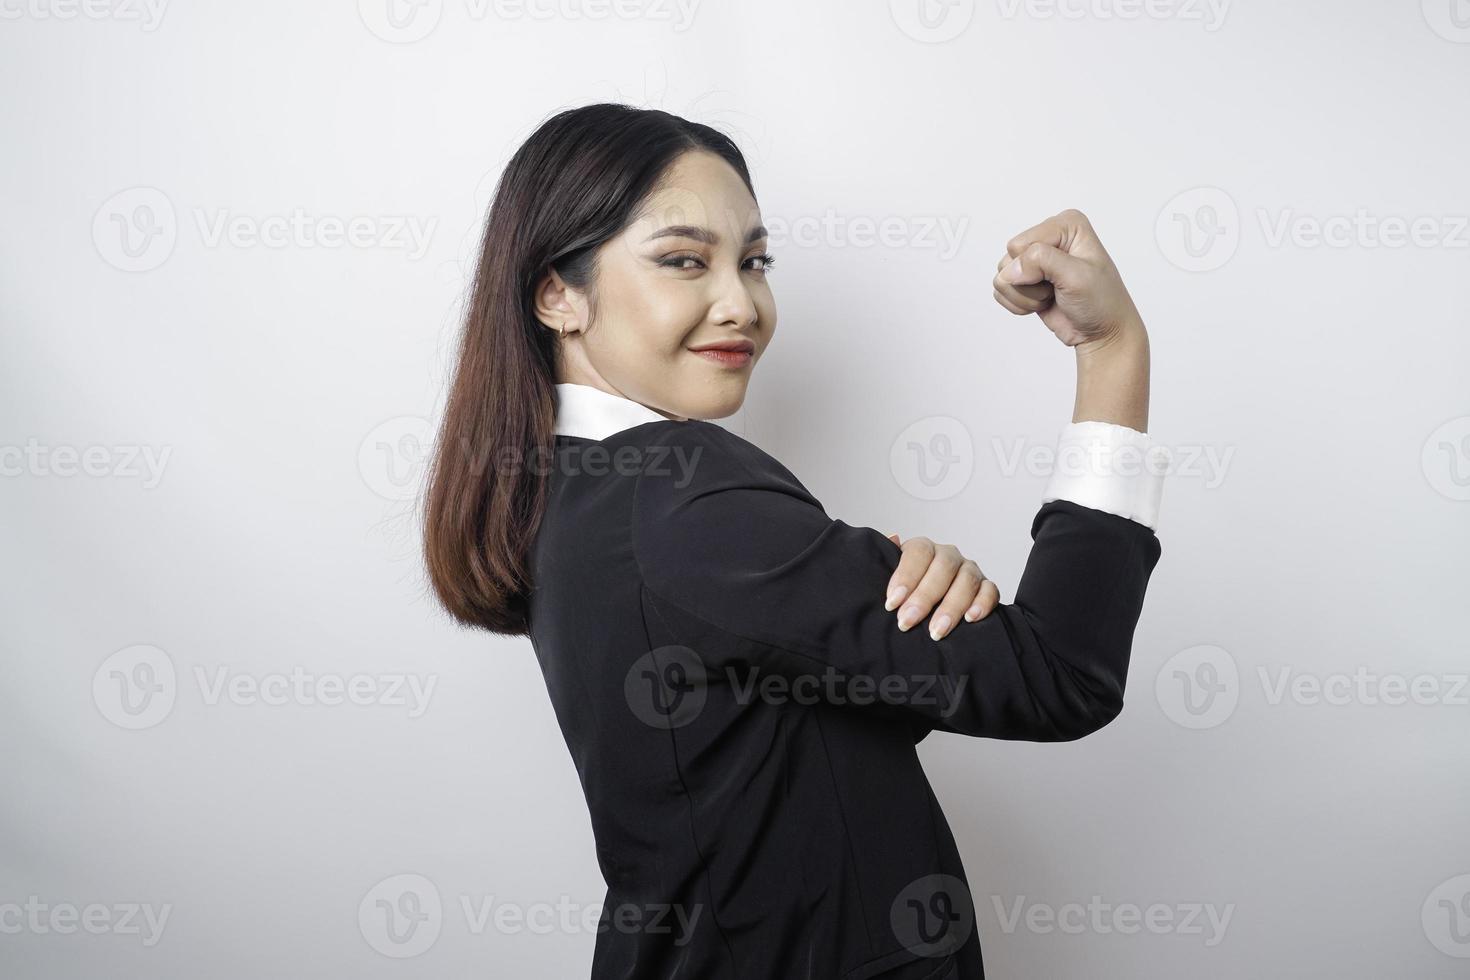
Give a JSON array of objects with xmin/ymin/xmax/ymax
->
[{"xmin": 538, "ymin": 149, "xmax": 776, "ymax": 422}]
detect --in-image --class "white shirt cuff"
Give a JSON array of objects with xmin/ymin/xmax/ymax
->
[{"xmin": 1041, "ymin": 420, "xmax": 1170, "ymax": 531}]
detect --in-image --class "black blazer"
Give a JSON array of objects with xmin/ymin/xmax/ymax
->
[{"xmin": 527, "ymin": 417, "xmax": 1163, "ymax": 980}]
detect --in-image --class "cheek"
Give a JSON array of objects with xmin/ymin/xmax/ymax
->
[
  {"xmin": 590, "ymin": 305, "xmax": 689, "ymax": 370},
  {"xmin": 756, "ymin": 290, "xmax": 778, "ymax": 336},
  {"xmin": 626, "ymin": 289, "xmax": 702, "ymax": 355}
]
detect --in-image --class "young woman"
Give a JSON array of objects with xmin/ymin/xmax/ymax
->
[{"xmin": 424, "ymin": 103, "xmax": 1166, "ymax": 980}]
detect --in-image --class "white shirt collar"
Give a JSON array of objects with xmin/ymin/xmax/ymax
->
[{"xmin": 553, "ymin": 383, "xmax": 670, "ymax": 441}]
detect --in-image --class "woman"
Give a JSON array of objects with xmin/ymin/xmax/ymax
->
[{"xmin": 423, "ymin": 103, "xmax": 1166, "ymax": 979}]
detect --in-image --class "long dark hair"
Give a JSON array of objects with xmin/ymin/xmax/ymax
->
[{"xmin": 422, "ymin": 103, "xmax": 756, "ymax": 635}]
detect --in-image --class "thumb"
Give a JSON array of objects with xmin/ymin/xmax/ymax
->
[{"xmin": 1001, "ymin": 243, "xmax": 1087, "ymax": 289}]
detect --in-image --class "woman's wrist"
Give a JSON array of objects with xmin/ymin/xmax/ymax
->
[{"xmin": 1071, "ymin": 318, "xmax": 1151, "ymax": 431}]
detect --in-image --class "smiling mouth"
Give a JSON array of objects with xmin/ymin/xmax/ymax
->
[{"xmin": 688, "ymin": 346, "xmax": 753, "ymax": 367}]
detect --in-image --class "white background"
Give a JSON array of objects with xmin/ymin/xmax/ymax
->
[{"xmin": 2, "ymin": 0, "xmax": 1468, "ymax": 976}]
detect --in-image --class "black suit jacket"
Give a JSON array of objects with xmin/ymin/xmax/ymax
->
[{"xmin": 527, "ymin": 418, "xmax": 1162, "ymax": 979}]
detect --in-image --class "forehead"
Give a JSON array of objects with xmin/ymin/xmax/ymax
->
[{"xmin": 629, "ymin": 151, "xmax": 762, "ymax": 241}]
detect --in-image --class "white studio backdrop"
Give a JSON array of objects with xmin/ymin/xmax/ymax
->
[{"xmin": 2, "ymin": 1, "xmax": 1468, "ymax": 977}]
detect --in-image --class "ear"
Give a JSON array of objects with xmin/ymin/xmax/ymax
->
[{"xmin": 531, "ymin": 267, "xmax": 582, "ymax": 333}]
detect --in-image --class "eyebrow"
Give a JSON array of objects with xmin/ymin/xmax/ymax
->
[{"xmin": 644, "ymin": 224, "xmax": 769, "ymax": 246}]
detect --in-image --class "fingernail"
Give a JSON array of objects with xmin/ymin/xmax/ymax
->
[
  {"xmin": 929, "ymin": 614, "xmax": 951, "ymax": 641},
  {"xmin": 897, "ymin": 603, "xmax": 919, "ymax": 631},
  {"xmin": 885, "ymin": 585, "xmax": 908, "ymax": 612},
  {"xmin": 1003, "ymin": 258, "xmax": 1023, "ymax": 282}
]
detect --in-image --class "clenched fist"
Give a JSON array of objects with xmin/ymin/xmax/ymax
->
[{"xmin": 993, "ymin": 209, "xmax": 1145, "ymax": 354}]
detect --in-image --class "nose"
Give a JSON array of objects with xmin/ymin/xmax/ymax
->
[{"xmin": 709, "ymin": 266, "xmax": 760, "ymax": 331}]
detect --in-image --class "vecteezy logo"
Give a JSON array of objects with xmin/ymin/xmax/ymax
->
[
  {"xmin": 358, "ymin": 0, "xmax": 443, "ymax": 42},
  {"xmin": 359, "ymin": 873, "xmax": 443, "ymax": 957},
  {"xmin": 1155, "ymin": 644, "xmax": 1239, "ymax": 729},
  {"xmin": 890, "ymin": 874, "xmax": 975, "ymax": 958},
  {"xmin": 624, "ymin": 646, "xmax": 709, "ymax": 730},
  {"xmin": 93, "ymin": 644, "xmax": 177, "ymax": 730},
  {"xmin": 1422, "ymin": 416, "xmax": 1470, "ymax": 501},
  {"xmin": 359, "ymin": 415, "xmax": 433, "ymax": 501},
  {"xmin": 1423, "ymin": 0, "xmax": 1470, "ymax": 42},
  {"xmin": 890, "ymin": 416, "xmax": 974, "ymax": 501},
  {"xmin": 1155, "ymin": 187, "xmax": 1240, "ymax": 272},
  {"xmin": 92, "ymin": 187, "xmax": 178, "ymax": 272},
  {"xmin": 1422, "ymin": 873, "xmax": 1470, "ymax": 957},
  {"xmin": 889, "ymin": 0, "xmax": 975, "ymax": 42}
]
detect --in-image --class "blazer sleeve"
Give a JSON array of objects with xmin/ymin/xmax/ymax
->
[{"xmin": 630, "ymin": 422, "xmax": 1163, "ymax": 743}]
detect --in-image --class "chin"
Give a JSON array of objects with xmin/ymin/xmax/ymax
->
[{"xmin": 686, "ymin": 383, "xmax": 750, "ymax": 422}]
